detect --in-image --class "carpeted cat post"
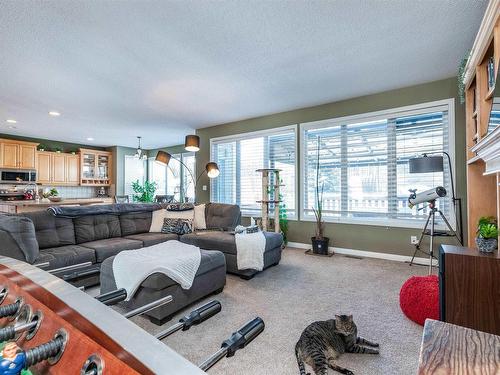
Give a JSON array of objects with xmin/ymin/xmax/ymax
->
[{"xmin": 399, "ymin": 275, "xmax": 439, "ymax": 326}]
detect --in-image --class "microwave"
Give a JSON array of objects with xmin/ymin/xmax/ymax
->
[{"xmin": 0, "ymin": 169, "xmax": 37, "ymax": 184}]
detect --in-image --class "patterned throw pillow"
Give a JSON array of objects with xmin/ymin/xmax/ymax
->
[
  {"xmin": 165, "ymin": 203, "xmax": 195, "ymax": 212},
  {"xmin": 161, "ymin": 218, "xmax": 193, "ymax": 235}
]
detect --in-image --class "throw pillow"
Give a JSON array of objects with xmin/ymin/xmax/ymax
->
[
  {"xmin": 149, "ymin": 209, "xmax": 167, "ymax": 233},
  {"xmin": 165, "ymin": 210, "xmax": 194, "ymax": 220},
  {"xmin": 161, "ymin": 218, "xmax": 193, "ymax": 235},
  {"xmin": 166, "ymin": 203, "xmax": 195, "ymax": 211},
  {"xmin": 193, "ymin": 204, "xmax": 206, "ymax": 230}
]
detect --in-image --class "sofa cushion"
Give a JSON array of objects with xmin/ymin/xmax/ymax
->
[
  {"xmin": 180, "ymin": 231, "xmax": 283, "ymax": 255},
  {"xmin": 120, "ymin": 211, "xmax": 152, "ymax": 236},
  {"xmin": 0, "ymin": 215, "xmax": 39, "ymax": 263},
  {"xmin": 100, "ymin": 249, "xmax": 225, "ymax": 291},
  {"xmin": 21, "ymin": 211, "xmax": 75, "ymax": 249},
  {"xmin": 180, "ymin": 231, "xmax": 237, "ymax": 254},
  {"xmin": 74, "ymin": 215, "xmax": 121, "ymax": 244},
  {"xmin": 205, "ymin": 203, "xmax": 241, "ymax": 230},
  {"xmin": 81, "ymin": 238, "xmax": 142, "ymax": 262},
  {"xmin": 124, "ymin": 232, "xmax": 178, "ymax": 247},
  {"xmin": 35, "ymin": 245, "xmax": 96, "ymax": 270}
]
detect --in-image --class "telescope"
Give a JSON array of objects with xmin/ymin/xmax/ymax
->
[{"xmin": 408, "ymin": 186, "xmax": 446, "ymax": 209}]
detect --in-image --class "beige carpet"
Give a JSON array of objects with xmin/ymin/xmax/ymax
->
[{"xmin": 117, "ymin": 248, "xmax": 429, "ymax": 375}]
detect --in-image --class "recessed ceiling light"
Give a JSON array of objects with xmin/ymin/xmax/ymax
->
[
  {"xmin": 86, "ymin": 137, "xmax": 94, "ymax": 141},
  {"xmin": 6, "ymin": 119, "xmax": 17, "ymax": 124},
  {"xmin": 48, "ymin": 111, "xmax": 61, "ymax": 117},
  {"xmin": 7, "ymin": 125, "xmax": 17, "ymax": 129}
]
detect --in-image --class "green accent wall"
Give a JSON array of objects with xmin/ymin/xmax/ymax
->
[
  {"xmin": 0, "ymin": 134, "xmax": 105, "ymax": 153},
  {"xmin": 195, "ymin": 77, "xmax": 466, "ymax": 257}
]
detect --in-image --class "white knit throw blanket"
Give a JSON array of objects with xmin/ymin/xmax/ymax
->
[
  {"xmin": 113, "ymin": 240, "xmax": 201, "ymax": 301},
  {"xmin": 235, "ymin": 230, "xmax": 266, "ymax": 271}
]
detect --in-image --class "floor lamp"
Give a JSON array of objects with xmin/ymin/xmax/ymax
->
[{"xmin": 155, "ymin": 150, "xmax": 219, "ymax": 203}]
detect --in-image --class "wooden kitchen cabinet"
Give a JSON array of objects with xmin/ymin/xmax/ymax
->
[
  {"xmin": 0, "ymin": 139, "xmax": 38, "ymax": 169},
  {"xmin": 66, "ymin": 154, "xmax": 80, "ymax": 185},
  {"xmin": 51, "ymin": 153, "xmax": 67, "ymax": 184},
  {"xmin": 80, "ymin": 149, "xmax": 112, "ymax": 186},
  {"xmin": 36, "ymin": 151, "xmax": 80, "ymax": 186},
  {"xmin": 36, "ymin": 152, "xmax": 52, "ymax": 184}
]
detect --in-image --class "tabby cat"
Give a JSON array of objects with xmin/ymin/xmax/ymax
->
[{"xmin": 295, "ymin": 315, "xmax": 379, "ymax": 375}]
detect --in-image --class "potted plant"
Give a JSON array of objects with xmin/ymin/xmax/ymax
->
[
  {"xmin": 311, "ymin": 136, "xmax": 329, "ymax": 255},
  {"xmin": 132, "ymin": 180, "xmax": 157, "ymax": 203},
  {"xmin": 37, "ymin": 144, "xmax": 47, "ymax": 152},
  {"xmin": 476, "ymin": 216, "xmax": 498, "ymax": 253}
]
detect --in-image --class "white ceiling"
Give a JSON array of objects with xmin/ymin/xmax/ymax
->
[{"xmin": 0, "ymin": 0, "xmax": 487, "ymax": 149}]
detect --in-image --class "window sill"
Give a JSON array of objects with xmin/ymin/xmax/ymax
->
[{"xmin": 299, "ymin": 215, "xmax": 455, "ymax": 231}]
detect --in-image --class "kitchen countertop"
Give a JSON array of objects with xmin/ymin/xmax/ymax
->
[{"xmin": 0, "ymin": 198, "xmax": 108, "ymax": 206}]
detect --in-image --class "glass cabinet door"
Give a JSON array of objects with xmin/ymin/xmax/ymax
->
[
  {"xmin": 82, "ymin": 153, "xmax": 96, "ymax": 179},
  {"xmin": 97, "ymin": 154, "xmax": 109, "ymax": 179}
]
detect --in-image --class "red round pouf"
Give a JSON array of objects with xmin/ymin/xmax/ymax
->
[{"xmin": 399, "ymin": 275, "xmax": 439, "ymax": 326}]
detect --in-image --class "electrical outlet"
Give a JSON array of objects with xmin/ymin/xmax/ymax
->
[
  {"xmin": 202, "ymin": 185, "xmax": 207, "ymax": 191},
  {"xmin": 410, "ymin": 236, "xmax": 418, "ymax": 245}
]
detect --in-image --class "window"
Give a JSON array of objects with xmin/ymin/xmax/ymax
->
[
  {"xmin": 301, "ymin": 99, "xmax": 454, "ymax": 227},
  {"xmin": 211, "ymin": 126, "xmax": 297, "ymax": 218},
  {"xmin": 124, "ymin": 155, "xmax": 146, "ymax": 200},
  {"xmin": 148, "ymin": 152, "xmax": 195, "ymax": 202}
]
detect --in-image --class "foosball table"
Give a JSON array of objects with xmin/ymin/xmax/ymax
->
[{"xmin": 0, "ymin": 256, "xmax": 264, "ymax": 374}]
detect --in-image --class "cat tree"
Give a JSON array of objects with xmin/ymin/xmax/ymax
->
[{"xmin": 256, "ymin": 168, "xmax": 282, "ymax": 232}]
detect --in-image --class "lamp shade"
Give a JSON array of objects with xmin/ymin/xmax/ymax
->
[
  {"xmin": 409, "ymin": 155, "xmax": 444, "ymax": 173},
  {"xmin": 185, "ymin": 135, "xmax": 200, "ymax": 152},
  {"xmin": 205, "ymin": 162, "xmax": 219, "ymax": 178},
  {"xmin": 155, "ymin": 151, "xmax": 172, "ymax": 166}
]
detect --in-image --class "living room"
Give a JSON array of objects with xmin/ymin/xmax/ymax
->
[{"xmin": 0, "ymin": 1, "xmax": 498, "ymax": 374}]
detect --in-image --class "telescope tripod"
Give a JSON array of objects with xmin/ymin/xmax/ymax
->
[{"xmin": 409, "ymin": 200, "xmax": 460, "ymax": 274}]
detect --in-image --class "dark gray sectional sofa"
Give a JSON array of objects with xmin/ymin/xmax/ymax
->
[{"xmin": 0, "ymin": 202, "xmax": 283, "ymax": 324}]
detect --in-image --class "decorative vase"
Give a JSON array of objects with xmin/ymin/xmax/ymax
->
[
  {"xmin": 476, "ymin": 237, "xmax": 497, "ymax": 253},
  {"xmin": 311, "ymin": 237, "xmax": 329, "ymax": 255}
]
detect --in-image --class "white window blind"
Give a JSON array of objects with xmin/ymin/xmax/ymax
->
[
  {"xmin": 148, "ymin": 157, "xmax": 167, "ymax": 195},
  {"xmin": 124, "ymin": 155, "xmax": 146, "ymax": 200},
  {"xmin": 302, "ymin": 100, "xmax": 453, "ymax": 227},
  {"xmin": 211, "ymin": 126, "xmax": 296, "ymax": 218},
  {"xmin": 148, "ymin": 152, "xmax": 196, "ymax": 203}
]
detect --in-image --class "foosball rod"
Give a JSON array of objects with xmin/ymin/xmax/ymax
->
[
  {"xmin": 123, "ymin": 295, "xmax": 173, "ymax": 319},
  {"xmin": 94, "ymin": 290, "xmax": 172, "ymax": 318},
  {"xmin": 94, "ymin": 288, "xmax": 127, "ymax": 306},
  {"xmin": 198, "ymin": 317, "xmax": 265, "ymax": 372},
  {"xmin": 0, "ymin": 320, "xmax": 37, "ymax": 342},
  {"xmin": 155, "ymin": 300, "xmax": 221, "ymax": 340}
]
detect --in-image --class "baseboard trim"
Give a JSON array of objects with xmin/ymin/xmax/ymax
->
[{"xmin": 286, "ymin": 241, "xmax": 438, "ymax": 266}]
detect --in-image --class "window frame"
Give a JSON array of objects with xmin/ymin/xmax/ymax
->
[
  {"xmin": 299, "ymin": 98, "xmax": 456, "ymax": 229},
  {"xmin": 210, "ymin": 124, "xmax": 299, "ymax": 220}
]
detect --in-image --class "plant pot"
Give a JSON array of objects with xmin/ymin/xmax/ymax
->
[
  {"xmin": 311, "ymin": 237, "xmax": 329, "ymax": 255},
  {"xmin": 476, "ymin": 237, "xmax": 498, "ymax": 253}
]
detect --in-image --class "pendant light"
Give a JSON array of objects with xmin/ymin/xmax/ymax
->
[{"xmin": 134, "ymin": 136, "xmax": 147, "ymax": 160}]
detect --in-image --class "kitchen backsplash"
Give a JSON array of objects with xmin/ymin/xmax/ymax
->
[
  {"xmin": 46, "ymin": 186, "xmax": 97, "ymax": 198},
  {"xmin": 3, "ymin": 184, "xmax": 105, "ymax": 198}
]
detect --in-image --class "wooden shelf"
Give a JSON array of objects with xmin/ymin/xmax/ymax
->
[
  {"xmin": 464, "ymin": 5, "xmax": 500, "ymax": 248},
  {"xmin": 467, "ymin": 155, "xmax": 481, "ymax": 164},
  {"xmin": 486, "ymin": 85, "xmax": 496, "ymax": 100}
]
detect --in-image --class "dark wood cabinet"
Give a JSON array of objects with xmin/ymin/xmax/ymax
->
[{"xmin": 439, "ymin": 245, "xmax": 500, "ymax": 335}]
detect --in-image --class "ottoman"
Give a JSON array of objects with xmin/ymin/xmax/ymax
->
[
  {"xmin": 100, "ymin": 249, "xmax": 226, "ymax": 325},
  {"xmin": 180, "ymin": 231, "xmax": 283, "ymax": 279}
]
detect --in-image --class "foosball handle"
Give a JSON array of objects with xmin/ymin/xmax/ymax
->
[
  {"xmin": 0, "ymin": 300, "xmax": 21, "ymax": 319},
  {"xmin": 223, "ymin": 317, "xmax": 265, "ymax": 357},
  {"xmin": 180, "ymin": 300, "xmax": 221, "ymax": 331}
]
